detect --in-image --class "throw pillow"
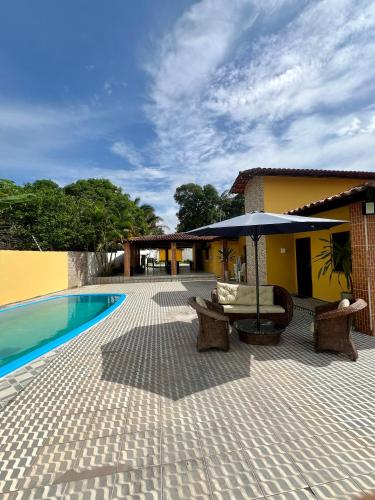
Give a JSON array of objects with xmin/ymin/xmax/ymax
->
[
  {"xmin": 337, "ymin": 298, "xmax": 350, "ymax": 310},
  {"xmin": 196, "ymin": 297, "xmax": 208, "ymax": 309}
]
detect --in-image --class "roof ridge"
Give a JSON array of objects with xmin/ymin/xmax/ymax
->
[{"xmin": 230, "ymin": 167, "xmax": 375, "ymax": 194}]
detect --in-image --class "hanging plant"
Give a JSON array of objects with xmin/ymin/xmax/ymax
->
[{"xmin": 314, "ymin": 237, "xmax": 352, "ymax": 291}]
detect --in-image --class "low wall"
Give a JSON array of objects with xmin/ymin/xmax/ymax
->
[
  {"xmin": 0, "ymin": 250, "xmax": 68, "ymax": 306},
  {"xmin": 67, "ymin": 252, "xmax": 103, "ymax": 288},
  {"xmin": 0, "ymin": 250, "xmax": 109, "ymax": 306}
]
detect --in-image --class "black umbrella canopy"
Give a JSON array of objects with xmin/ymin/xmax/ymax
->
[{"xmin": 188, "ymin": 211, "xmax": 347, "ymax": 238}]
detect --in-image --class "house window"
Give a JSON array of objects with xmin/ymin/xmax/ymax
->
[{"xmin": 331, "ymin": 231, "xmax": 350, "ymax": 272}]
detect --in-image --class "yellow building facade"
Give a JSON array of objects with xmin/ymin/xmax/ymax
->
[
  {"xmin": 264, "ymin": 176, "xmax": 369, "ymax": 300},
  {"xmin": 207, "ymin": 169, "xmax": 375, "ymax": 302}
]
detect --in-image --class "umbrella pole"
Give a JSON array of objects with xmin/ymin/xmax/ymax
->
[{"xmin": 253, "ymin": 233, "xmax": 261, "ymax": 333}]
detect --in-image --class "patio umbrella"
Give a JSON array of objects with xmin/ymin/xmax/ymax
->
[{"xmin": 188, "ymin": 211, "xmax": 346, "ymax": 333}]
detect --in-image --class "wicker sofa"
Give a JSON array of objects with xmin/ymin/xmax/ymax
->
[
  {"xmin": 314, "ymin": 298, "xmax": 367, "ymax": 361},
  {"xmin": 211, "ymin": 282, "xmax": 293, "ymax": 327}
]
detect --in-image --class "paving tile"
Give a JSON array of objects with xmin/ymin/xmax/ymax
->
[
  {"xmin": 205, "ymin": 450, "xmax": 262, "ymax": 496},
  {"xmin": 163, "ymin": 459, "xmax": 211, "ymax": 499},
  {"xmin": 248, "ymin": 452, "xmax": 308, "ymax": 496},
  {"xmin": 62, "ymin": 473, "xmax": 115, "ymax": 499},
  {"xmin": 265, "ymin": 488, "xmax": 315, "ymax": 499},
  {"xmin": 12, "ymin": 483, "xmax": 66, "ymax": 499},
  {"xmin": 162, "ymin": 429, "xmax": 202, "ymax": 464},
  {"xmin": 299, "ymin": 466, "xmax": 349, "ymax": 486},
  {"xmin": 19, "ymin": 440, "xmax": 83, "ymax": 490},
  {"xmin": 212, "ymin": 485, "xmax": 264, "ymax": 499},
  {"xmin": 85, "ymin": 407, "xmax": 128, "ymax": 440},
  {"xmin": 352, "ymin": 472, "xmax": 375, "ymax": 494},
  {"xmin": 199, "ymin": 428, "xmax": 242, "ymax": 456},
  {"xmin": 258, "ymin": 476, "xmax": 309, "ymax": 497},
  {"xmin": 75, "ymin": 434, "xmax": 122, "ymax": 473},
  {"xmin": 0, "ymin": 445, "xmax": 42, "ymax": 494},
  {"xmin": 339, "ymin": 457, "xmax": 375, "ymax": 477},
  {"xmin": 118, "ymin": 429, "xmax": 161, "ymax": 471},
  {"xmin": 112, "ymin": 466, "xmax": 162, "ymax": 498},
  {"xmin": 312, "ymin": 478, "xmax": 365, "ymax": 499}
]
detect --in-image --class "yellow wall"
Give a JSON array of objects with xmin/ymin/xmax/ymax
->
[
  {"xmin": 294, "ymin": 206, "xmax": 351, "ymax": 302},
  {"xmin": 0, "ymin": 251, "xmax": 68, "ymax": 306},
  {"xmin": 203, "ymin": 238, "xmax": 246, "ymax": 278},
  {"xmin": 266, "ymin": 234, "xmax": 296, "ymax": 293},
  {"xmin": 264, "ymin": 176, "xmax": 371, "ymax": 213},
  {"xmin": 158, "ymin": 248, "xmax": 183, "ymax": 261},
  {"xmin": 265, "ymin": 206, "xmax": 350, "ymax": 300},
  {"xmin": 261, "ymin": 176, "xmax": 363, "ymax": 300}
]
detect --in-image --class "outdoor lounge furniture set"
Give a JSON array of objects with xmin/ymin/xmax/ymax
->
[{"xmin": 189, "ymin": 281, "xmax": 367, "ymax": 360}]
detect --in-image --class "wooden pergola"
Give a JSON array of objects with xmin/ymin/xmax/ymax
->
[{"xmin": 123, "ymin": 233, "xmax": 216, "ymax": 277}]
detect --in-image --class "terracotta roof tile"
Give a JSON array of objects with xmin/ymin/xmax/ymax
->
[
  {"xmin": 287, "ymin": 182, "xmax": 375, "ymax": 215},
  {"xmin": 128, "ymin": 232, "xmax": 216, "ymax": 243},
  {"xmin": 230, "ymin": 167, "xmax": 375, "ymax": 194}
]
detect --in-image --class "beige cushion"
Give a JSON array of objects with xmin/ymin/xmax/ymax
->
[
  {"xmin": 236, "ymin": 285, "xmax": 256, "ymax": 305},
  {"xmin": 196, "ymin": 297, "xmax": 207, "ymax": 309},
  {"xmin": 217, "ymin": 282, "xmax": 274, "ymax": 306},
  {"xmin": 217, "ymin": 282, "xmax": 241, "ymax": 304},
  {"xmin": 338, "ymin": 298, "xmax": 350, "ymax": 310},
  {"xmin": 222, "ymin": 304, "xmax": 285, "ymax": 314},
  {"xmin": 258, "ymin": 286, "xmax": 274, "ymax": 306}
]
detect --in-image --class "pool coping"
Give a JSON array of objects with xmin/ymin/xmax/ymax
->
[{"xmin": 0, "ymin": 293, "xmax": 127, "ymax": 379}]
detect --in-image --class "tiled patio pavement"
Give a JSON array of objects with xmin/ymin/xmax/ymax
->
[{"xmin": 1, "ymin": 280, "xmax": 375, "ymax": 499}]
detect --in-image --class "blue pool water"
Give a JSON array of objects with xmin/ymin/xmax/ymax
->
[{"xmin": 0, "ymin": 294, "xmax": 126, "ymax": 377}]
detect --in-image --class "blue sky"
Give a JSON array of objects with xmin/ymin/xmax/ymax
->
[{"xmin": 1, "ymin": 0, "xmax": 375, "ymax": 230}]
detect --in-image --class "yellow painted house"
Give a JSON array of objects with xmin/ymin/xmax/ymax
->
[{"xmin": 203, "ymin": 168, "xmax": 375, "ymax": 302}]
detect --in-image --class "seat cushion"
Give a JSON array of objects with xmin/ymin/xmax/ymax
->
[{"xmin": 222, "ymin": 304, "xmax": 285, "ymax": 314}]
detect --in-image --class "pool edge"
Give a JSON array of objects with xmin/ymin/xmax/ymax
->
[{"xmin": 0, "ymin": 293, "xmax": 127, "ymax": 379}]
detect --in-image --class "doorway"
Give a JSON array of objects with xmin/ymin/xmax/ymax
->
[{"xmin": 296, "ymin": 237, "xmax": 313, "ymax": 297}]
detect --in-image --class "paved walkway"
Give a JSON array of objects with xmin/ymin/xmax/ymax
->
[{"xmin": 1, "ymin": 281, "xmax": 375, "ymax": 499}]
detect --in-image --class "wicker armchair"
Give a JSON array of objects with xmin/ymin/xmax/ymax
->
[
  {"xmin": 211, "ymin": 285, "xmax": 294, "ymax": 327},
  {"xmin": 314, "ymin": 299, "xmax": 367, "ymax": 361},
  {"xmin": 188, "ymin": 297, "xmax": 230, "ymax": 352}
]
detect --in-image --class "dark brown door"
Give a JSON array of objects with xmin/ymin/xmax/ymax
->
[
  {"xmin": 296, "ymin": 237, "xmax": 313, "ymax": 297},
  {"xmin": 195, "ymin": 247, "xmax": 203, "ymax": 272}
]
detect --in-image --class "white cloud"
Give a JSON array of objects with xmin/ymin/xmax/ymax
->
[
  {"xmin": 104, "ymin": 81, "xmax": 113, "ymax": 95},
  {"xmin": 141, "ymin": 0, "xmax": 375, "ymax": 228},
  {"xmin": 111, "ymin": 141, "xmax": 143, "ymax": 168}
]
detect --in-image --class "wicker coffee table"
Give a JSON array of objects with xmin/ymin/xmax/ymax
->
[{"xmin": 234, "ymin": 319, "xmax": 284, "ymax": 345}]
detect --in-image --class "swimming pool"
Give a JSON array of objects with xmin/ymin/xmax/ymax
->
[{"xmin": 0, "ymin": 293, "xmax": 126, "ymax": 378}]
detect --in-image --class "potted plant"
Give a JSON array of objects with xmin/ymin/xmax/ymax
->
[
  {"xmin": 218, "ymin": 247, "xmax": 235, "ymax": 282},
  {"xmin": 314, "ymin": 237, "xmax": 352, "ymax": 299}
]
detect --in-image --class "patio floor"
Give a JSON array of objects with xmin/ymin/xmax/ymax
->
[{"xmin": 1, "ymin": 280, "xmax": 375, "ymax": 499}]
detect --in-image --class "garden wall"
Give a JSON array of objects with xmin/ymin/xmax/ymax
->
[
  {"xmin": 0, "ymin": 250, "xmax": 68, "ymax": 306},
  {"xmin": 67, "ymin": 252, "xmax": 103, "ymax": 288},
  {"xmin": 0, "ymin": 250, "xmax": 108, "ymax": 306}
]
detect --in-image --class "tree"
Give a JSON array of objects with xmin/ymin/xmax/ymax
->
[
  {"xmin": 0, "ymin": 178, "xmax": 164, "ymax": 252},
  {"xmin": 174, "ymin": 183, "xmax": 245, "ymax": 232},
  {"xmin": 174, "ymin": 184, "xmax": 221, "ymax": 232},
  {"xmin": 220, "ymin": 190, "xmax": 245, "ymax": 220}
]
